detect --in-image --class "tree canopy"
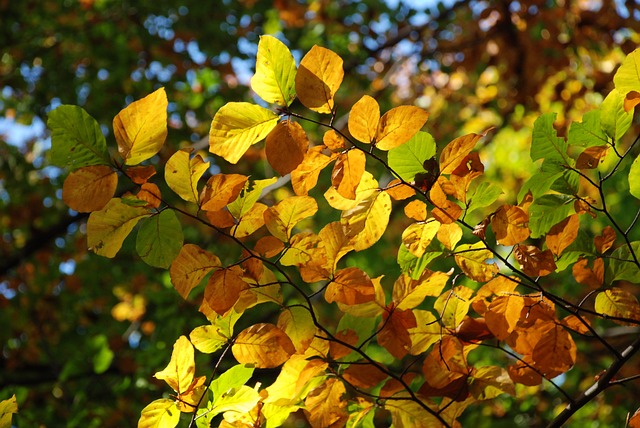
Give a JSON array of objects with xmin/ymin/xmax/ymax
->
[{"xmin": 2, "ymin": 1, "xmax": 640, "ymax": 427}]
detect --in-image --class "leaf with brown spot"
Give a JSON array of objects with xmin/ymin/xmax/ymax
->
[
  {"xmin": 439, "ymin": 133, "xmax": 482, "ymax": 174},
  {"xmin": 200, "ymin": 174, "xmax": 248, "ymax": 212},
  {"xmin": 232, "ymin": 323, "xmax": 295, "ymax": 368},
  {"xmin": 514, "ymin": 245, "xmax": 556, "ymax": 277},
  {"xmin": 454, "ymin": 242, "xmax": 499, "ymax": 283},
  {"xmin": 576, "ymin": 145, "xmax": 609, "ymax": 169},
  {"xmin": 304, "ymin": 378, "xmax": 348, "ymax": 428},
  {"xmin": 404, "ymin": 200, "xmax": 427, "ymax": 221}
]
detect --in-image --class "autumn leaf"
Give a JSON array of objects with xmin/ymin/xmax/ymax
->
[
  {"xmin": 251, "ymin": 35, "xmax": 297, "ymax": 106},
  {"xmin": 62, "ymin": 165, "xmax": 118, "ymax": 212},
  {"xmin": 204, "ymin": 267, "xmax": 248, "ymax": 316},
  {"xmin": 491, "ymin": 205, "xmax": 530, "ymax": 246},
  {"xmin": 531, "ymin": 321, "xmax": 576, "ymax": 377},
  {"xmin": 325, "ymin": 267, "xmax": 376, "ymax": 305},
  {"xmin": 231, "ymin": 202, "xmax": 268, "ymax": 238},
  {"xmin": 0, "ymin": 395, "xmax": 18, "ymax": 428},
  {"xmin": 514, "ymin": 245, "xmax": 556, "ymax": 277},
  {"xmin": 264, "ymin": 195, "xmax": 318, "ymax": 242},
  {"xmin": 291, "ymin": 146, "xmax": 338, "ymax": 195},
  {"xmin": 87, "ymin": 198, "xmax": 149, "ymax": 258},
  {"xmin": 469, "ymin": 366, "xmax": 515, "ymax": 400},
  {"xmin": 484, "ymin": 294, "xmax": 525, "ymax": 340},
  {"xmin": 296, "ymin": 45, "xmax": 344, "ymax": 114},
  {"xmin": 331, "ymin": 149, "xmax": 366, "ymax": 200},
  {"xmin": 227, "ymin": 177, "xmax": 277, "ymax": 218},
  {"xmin": 378, "ymin": 308, "xmax": 417, "ymax": 359},
  {"xmin": 341, "ymin": 188, "xmax": 392, "ymax": 251},
  {"xmin": 407, "ymin": 310, "xmax": 442, "ymax": 355},
  {"xmin": 595, "ymin": 225, "xmax": 616, "ymax": 254},
  {"xmin": 114, "ymin": 87, "xmax": 168, "ymax": 165},
  {"xmin": 304, "ymin": 378, "xmax": 348, "ymax": 428},
  {"xmin": 209, "ymin": 102, "xmax": 279, "ymax": 164},
  {"xmin": 165, "ymin": 149, "xmax": 209, "ymax": 203},
  {"xmin": 613, "ymin": 48, "xmax": 640, "ymax": 98},
  {"xmin": 154, "ymin": 335, "xmax": 196, "ymax": 395},
  {"xmin": 199, "ymin": 174, "xmax": 248, "ymax": 212},
  {"xmin": 232, "ymin": 323, "xmax": 295, "ymax": 368},
  {"xmin": 594, "ymin": 288, "xmax": 640, "ymax": 325},
  {"xmin": 546, "ymin": 214, "xmax": 580, "ymax": 257},
  {"xmin": 439, "ymin": 133, "xmax": 482, "ymax": 174},
  {"xmin": 348, "ymin": 95, "xmax": 380, "ymax": 144},
  {"xmin": 437, "ymin": 222, "xmax": 463, "ymax": 250},
  {"xmin": 277, "ymin": 307, "xmax": 316, "ymax": 353},
  {"xmin": 394, "ymin": 270, "xmax": 450, "ymax": 310},
  {"xmin": 266, "ymin": 120, "xmax": 309, "ymax": 175},
  {"xmin": 169, "ymin": 244, "xmax": 221, "ymax": 299},
  {"xmin": 126, "ymin": 165, "xmax": 156, "ymax": 184},
  {"xmin": 454, "ymin": 242, "xmax": 499, "ymax": 282},
  {"xmin": 375, "ymin": 106, "xmax": 429, "ymax": 151},
  {"xmin": 342, "ymin": 364, "xmax": 387, "ymax": 390},
  {"xmin": 434, "ymin": 286, "xmax": 474, "ymax": 329},
  {"xmin": 329, "ymin": 329, "xmax": 359, "ymax": 359},
  {"xmin": 576, "ymin": 145, "xmax": 609, "ymax": 169},
  {"xmin": 402, "ymin": 220, "xmax": 441, "ymax": 258},
  {"xmin": 138, "ymin": 398, "xmax": 180, "ymax": 428}
]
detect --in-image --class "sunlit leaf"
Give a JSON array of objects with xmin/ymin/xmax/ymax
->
[
  {"xmin": 0, "ymin": 395, "xmax": 18, "ymax": 428},
  {"xmin": 567, "ymin": 110, "xmax": 608, "ymax": 148},
  {"xmin": 630, "ymin": 154, "xmax": 640, "ymax": 200},
  {"xmin": 136, "ymin": 209, "xmax": 183, "ymax": 269},
  {"xmin": 375, "ymin": 106, "xmax": 429, "ymax": 150},
  {"xmin": 165, "ymin": 149, "xmax": 209, "ymax": 203},
  {"xmin": 291, "ymin": 146, "xmax": 338, "ymax": 195},
  {"xmin": 594, "ymin": 288, "xmax": 640, "ymax": 324},
  {"xmin": 204, "ymin": 267, "xmax": 248, "ymax": 316},
  {"xmin": 154, "ymin": 335, "xmax": 195, "ymax": 394},
  {"xmin": 342, "ymin": 189, "xmax": 392, "ymax": 251},
  {"xmin": 232, "ymin": 323, "xmax": 295, "ymax": 368},
  {"xmin": 325, "ymin": 267, "xmax": 376, "ymax": 305},
  {"xmin": 251, "ymin": 35, "xmax": 297, "ymax": 106},
  {"xmin": 266, "ymin": 120, "xmax": 309, "ymax": 175},
  {"xmin": 227, "ymin": 177, "xmax": 277, "ymax": 218},
  {"xmin": 613, "ymin": 48, "xmax": 640, "ymax": 97},
  {"xmin": 210, "ymin": 364, "xmax": 255, "ymax": 405},
  {"xmin": 528, "ymin": 194, "xmax": 573, "ymax": 238},
  {"xmin": 336, "ymin": 276, "xmax": 385, "ymax": 318},
  {"xmin": 600, "ymin": 88, "xmax": 633, "ymax": 141},
  {"xmin": 331, "ymin": 149, "xmax": 366, "ymax": 200},
  {"xmin": 385, "ymin": 399, "xmax": 440, "ymax": 428},
  {"xmin": 454, "ymin": 242, "xmax": 499, "ymax": 282},
  {"xmin": 485, "ymin": 294, "xmax": 524, "ymax": 340},
  {"xmin": 531, "ymin": 321, "xmax": 576, "ymax": 377},
  {"xmin": 126, "ymin": 165, "xmax": 156, "ymax": 184},
  {"xmin": 277, "ymin": 307, "xmax": 316, "ymax": 353},
  {"xmin": 170, "ymin": 244, "xmax": 221, "ymax": 299},
  {"xmin": 436, "ymin": 222, "xmax": 463, "ymax": 250},
  {"xmin": 304, "ymin": 378, "xmax": 348, "ymax": 428},
  {"xmin": 138, "ymin": 399, "xmax": 180, "ymax": 428},
  {"xmin": 325, "ymin": 170, "xmax": 379, "ymax": 211},
  {"xmin": 211, "ymin": 385, "xmax": 261, "ymax": 423},
  {"xmin": 576, "ymin": 145, "xmax": 609, "ymax": 169},
  {"xmin": 491, "ymin": 204, "xmax": 530, "ymax": 246},
  {"xmin": 530, "ymin": 113, "xmax": 569, "ymax": 163},
  {"xmin": 439, "ymin": 133, "xmax": 482, "ymax": 174},
  {"xmin": 404, "ymin": 200, "xmax": 428, "ymax": 221},
  {"xmin": 48, "ymin": 105, "xmax": 111, "ymax": 169},
  {"xmin": 330, "ymin": 329, "xmax": 359, "ymax": 359},
  {"xmin": 209, "ymin": 102, "xmax": 279, "ymax": 164},
  {"xmin": 378, "ymin": 308, "xmax": 417, "ymax": 359},
  {"xmin": 407, "ymin": 310, "xmax": 441, "ymax": 355},
  {"xmin": 595, "ymin": 226, "xmax": 616, "ymax": 254},
  {"xmin": 87, "ymin": 198, "xmax": 149, "ymax": 258},
  {"xmin": 348, "ymin": 95, "xmax": 380, "ymax": 144},
  {"xmin": 434, "ymin": 286, "xmax": 474, "ymax": 329},
  {"xmin": 514, "ymin": 244, "xmax": 557, "ymax": 277},
  {"xmin": 469, "ymin": 366, "xmax": 515, "ymax": 400},
  {"xmin": 394, "ymin": 270, "xmax": 450, "ymax": 310},
  {"xmin": 190, "ymin": 324, "xmax": 228, "ymax": 354},
  {"xmin": 295, "ymin": 45, "xmax": 344, "ymax": 114},
  {"xmin": 62, "ymin": 165, "xmax": 117, "ymax": 212},
  {"xmin": 114, "ymin": 87, "xmax": 167, "ymax": 165},
  {"xmin": 546, "ymin": 214, "xmax": 580, "ymax": 256},
  {"xmin": 264, "ymin": 195, "xmax": 318, "ymax": 242},
  {"xmin": 402, "ymin": 220, "xmax": 441, "ymax": 258}
]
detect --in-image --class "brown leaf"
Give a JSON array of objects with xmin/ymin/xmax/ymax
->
[
  {"xmin": 232, "ymin": 323, "xmax": 295, "ymax": 368},
  {"xmin": 342, "ymin": 365, "xmax": 387, "ymax": 391},
  {"xmin": 329, "ymin": 329, "xmax": 358, "ymax": 359},
  {"xmin": 545, "ymin": 214, "xmax": 580, "ymax": 256},
  {"xmin": 576, "ymin": 145, "xmax": 609, "ymax": 169},
  {"xmin": 572, "ymin": 257, "xmax": 604, "ymax": 288},
  {"xmin": 62, "ymin": 165, "xmax": 118, "ymax": 212},
  {"xmin": 204, "ymin": 266, "xmax": 248, "ymax": 316},
  {"xmin": 377, "ymin": 308, "xmax": 417, "ymax": 359},
  {"xmin": 492, "ymin": 205, "xmax": 530, "ymax": 246},
  {"xmin": 125, "ymin": 165, "xmax": 156, "ymax": 184},
  {"xmin": 514, "ymin": 245, "xmax": 556, "ymax": 277},
  {"xmin": 136, "ymin": 182, "xmax": 162, "ymax": 208},
  {"xmin": 200, "ymin": 174, "xmax": 248, "ymax": 211},
  {"xmin": 595, "ymin": 225, "xmax": 616, "ymax": 254},
  {"xmin": 266, "ymin": 121, "xmax": 309, "ymax": 175},
  {"xmin": 439, "ymin": 133, "xmax": 482, "ymax": 174},
  {"xmin": 325, "ymin": 267, "xmax": 376, "ymax": 305}
]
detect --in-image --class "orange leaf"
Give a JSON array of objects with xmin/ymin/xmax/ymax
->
[
  {"xmin": 492, "ymin": 205, "xmax": 530, "ymax": 246},
  {"xmin": 204, "ymin": 266, "xmax": 249, "ymax": 316},
  {"xmin": 205, "ymin": 208, "xmax": 236, "ymax": 228},
  {"xmin": 329, "ymin": 329, "xmax": 358, "ymax": 359},
  {"xmin": 404, "ymin": 200, "xmax": 427, "ymax": 221},
  {"xmin": 378, "ymin": 309, "xmax": 417, "ymax": 359},
  {"xmin": 232, "ymin": 323, "xmax": 295, "ymax": 368},
  {"xmin": 429, "ymin": 178, "xmax": 462, "ymax": 224},
  {"xmin": 295, "ymin": 45, "xmax": 344, "ymax": 114},
  {"xmin": 331, "ymin": 149, "xmax": 366, "ymax": 200},
  {"xmin": 200, "ymin": 174, "xmax": 248, "ymax": 211},
  {"xmin": 291, "ymin": 146, "xmax": 337, "ymax": 195},
  {"xmin": 62, "ymin": 165, "xmax": 118, "ymax": 212},
  {"xmin": 323, "ymin": 129, "xmax": 346, "ymax": 151},
  {"xmin": 472, "ymin": 276, "xmax": 519, "ymax": 315},
  {"xmin": 125, "ymin": 165, "xmax": 156, "ymax": 184},
  {"xmin": 170, "ymin": 244, "xmax": 221, "ymax": 299},
  {"xmin": 385, "ymin": 179, "xmax": 416, "ymax": 200},
  {"xmin": 266, "ymin": 120, "xmax": 309, "ymax": 175},
  {"xmin": 439, "ymin": 133, "xmax": 482, "ymax": 174},
  {"xmin": 572, "ymin": 257, "xmax": 604, "ymax": 288},
  {"xmin": 342, "ymin": 364, "xmax": 388, "ymax": 390},
  {"xmin": 304, "ymin": 378, "xmax": 348, "ymax": 428},
  {"xmin": 348, "ymin": 95, "xmax": 380, "ymax": 144},
  {"xmin": 264, "ymin": 195, "xmax": 318, "ymax": 242},
  {"xmin": 135, "ymin": 182, "xmax": 162, "ymax": 208},
  {"xmin": 154, "ymin": 335, "xmax": 195, "ymax": 394},
  {"xmin": 560, "ymin": 314, "xmax": 591, "ymax": 335},
  {"xmin": 514, "ymin": 245, "xmax": 557, "ymax": 277},
  {"xmin": 576, "ymin": 145, "xmax": 609, "ymax": 169},
  {"xmin": 485, "ymin": 294, "xmax": 525, "ymax": 340},
  {"xmin": 508, "ymin": 360, "xmax": 542, "ymax": 386},
  {"xmin": 422, "ymin": 337, "xmax": 470, "ymax": 392},
  {"xmin": 375, "ymin": 106, "xmax": 429, "ymax": 150},
  {"xmin": 546, "ymin": 214, "xmax": 580, "ymax": 256},
  {"xmin": 325, "ymin": 267, "xmax": 376, "ymax": 305},
  {"xmin": 595, "ymin": 225, "xmax": 616, "ymax": 254},
  {"xmin": 531, "ymin": 321, "xmax": 576, "ymax": 378},
  {"xmin": 254, "ymin": 236, "xmax": 285, "ymax": 258}
]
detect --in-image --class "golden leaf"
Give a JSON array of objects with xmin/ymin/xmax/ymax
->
[
  {"xmin": 439, "ymin": 133, "xmax": 482, "ymax": 175},
  {"xmin": 264, "ymin": 195, "xmax": 318, "ymax": 242},
  {"xmin": 304, "ymin": 378, "xmax": 348, "ymax": 428},
  {"xmin": 87, "ymin": 198, "xmax": 149, "ymax": 258},
  {"xmin": 348, "ymin": 95, "xmax": 380, "ymax": 144},
  {"xmin": 291, "ymin": 146, "xmax": 337, "ymax": 195},
  {"xmin": 232, "ymin": 323, "xmax": 295, "ymax": 368},
  {"xmin": 514, "ymin": 245, "xmax": 556, "ymax": 277},
  {"xmin": 204, "ymin": 267, "xmax": 248, "ymax": 316},
  {"xmin": 266, "ymin": 121, "xmax": 309, "ymax": 175},
  {"xmin": 454, "ymin": 242, "xmax": 499, "ymax": 283},
  {"xmin": 170, "ymin": 244, "xmax": 221, "ymax": 299},
  {"xmin": 154, "ymin": 335, "xmax": 195, "ymax": 394},
  {"xmin": 545, "ymin": 214, "xmax": 580, "ymax": 257},
  {"xmin": 199, "ymin": 174, "xmax": 248, "ymax": 212},
  {"xmin": 401, "ymin": 220, "xmax": 441, "ymax": 258},
  {"xmin": 295, "ymin": 45, "xmax": 344, "ymax": 114},
  {"xmin": 375, "ymin": 106, "xmax": 429, "ymax": 150},
  {"xmin": 325, "ymin": 267, "xmax": 376, "ymax": 305},
  {"xmin": 62, "ymin": 165, "xmax": 117, "ymax": 212},
  {"xmin": 165, "ymin": 148, "xmax": 210, "ymax": 203},
  {"xmin": 331, "ymin": 149, "xmax": 366, "ymax": 200},
  {"xmin": 491, "ymin": 205, "xmax": 530, "ymax": 246}
]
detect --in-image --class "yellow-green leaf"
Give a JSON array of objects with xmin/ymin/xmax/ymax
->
[
  {"xmin": 87, "ymin": 198, "xmax": 149, "ymax": 258},
  {"xmin": 62, "ymin": 165, "xmax": 117, "ymax": 212},
  {"xmin": 0, "ymin": 395, "xmax": 18, "ymax": 428},
  {"xmin": 264, "ymin": 195, "xmax": 318, "ymax": 242},
  {"xmin": 232, "ymin": 323, "xmax": 295, "ymax": 368},
  {"xmin": 231, "ymin": 202, "xmax": 268, "ymax": 238},
  {"xmin": 454, "ymin": 242, "xmax": 499, "ymax": 283},
  {"xmin": 402, "ymin": 220, "xmax": 441, "ymax": 258},
  {"xmin": 154, "ymin": 335, "xmax": 195, "ymax": 394},
  {"xmin": 138, "ymin": 399, "xmax": 180, "ymax": 428},
  {"xmin": 613, "ymin": 48, "xmax": 640, "ymax": 97},
  {"xmin": 251, "ymin": 35, "xmax": 297, "ymax": 107},
  {"xmin": 277, "ymin": 307, "xmax": 316, "ymax": 353},
  {"xmin": 209, "ymin": 102, "xmax": 279, "ymax": 164},
  {"xmin": 375, "ymin": 106, "xmax": 429, "ymax": 150},
  {"xmin": 114, "ymin": 87, "xmax": 168, "ymax": 165},
  {"xmin": 295, "ymin": 45, "xmax": 344, "ymax": 114},
  {"xmin": 594, "ymin": 288, "xmax": 640, "ymax": 324},
  {"xmin": 348, "ymin": 95, "xmax": 380, "ymax": 144},
  {"xmin": 165, "ymin": 149, "xmax": 209, "ymax": 203},
  {"xmin": 434, "ymin": 286, "xmax": 474, "ymax": 328},
  {"xmin": 136, "ymin": 210, "xmax": 184, "ymax": 268}
]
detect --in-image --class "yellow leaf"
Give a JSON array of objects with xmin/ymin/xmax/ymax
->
[
  {"xmin": 491, "ymin": 204, "xmax": 530, "ymax": 246},
  {"xmin": 469, "ymin": 366, "xmax": 515, "ymax": 400},
  {"xmin": 325, "ymin": 170, "xmax": 379, "ymax": 211},
  {"xmin": 323, "ymin": 129, "xmax": 346, "ymax": 150},
  {"xmin": 295, "ymin": 45, "xmax": 344, "ymax": 114},
  {"xmin": 342, "ymin": 189, "xmax": 392, "ymax": 251},
  {"xmin": 454, "ymin": 242, "xmax": 499, "ymax": 282},
  {"xmin": 209, "ymin": 102, "xmax": 279, "ymax": 164},
  {"xmin": 62, "ymin": 165, "xmax": 117, "ymax": 212},
  {"xmin": 407, "ymin": 310, "xmax": 441, "ymax": 355},
  {"xmin": 0, "ymin": 395, "xmax": 18, "ymax": 428},
  {"xmin": 227, "ymin": 177, "xmax": 277, "ymax": 218},
  {"xmin": 348, "ymin": 95, "xmax": 380, "ymax": 144},
  {"xmin": 138, "ymin": 398, "xmax": 180, "ymax": 428},
  {"xmin": 190, "ymin": 324, "xmax": 229, "ymax": 354},
  {"xmin": 231, "ymin": 202, "xmax": 268, "ymax": 238},
  {"xmin": 318, "ymin": 221, "xmax": 353, "ymax": 271},
  {"xmin": 385, "ymin": 399, "xmax": 440, "ymax": 428},
  {"xmin": 437, "ymin": 222, "xmax": 463, "ymax": 250},
  {"xmin": 232, "ymin": 323, "xmax": 296, "ymax": 368},
  {"xmin": 325, "ymin": 267, "xmax": 376, "ymax": 305},
  {"xmin": 594, "ymin": 288, "xmax": 640, "ymax": 325},
  {"xmin": 434, "ymin": 286, "xmax": 474, "ymax": 329},
  {"xmin": 265, "ymin": 355, "xmax": 327, "ymax": 406},
  {"xmin": 114, "ymin": 87, "xmax": 168, "ymax": 165},
  {"xmin": 304, "ymin": 378, "xmax": 348, "ymax": 428},
  {"xmin": 336, "ymin": 275, "xmax": 385, "ymax": 318},
  {"xmin": 200, "ymin": 174, "xmax": 248, "ymax": 212},
  {"xmin": 165, "ymin": 149, "xmax": 210, "ymax": 203},
  {"xmin": 375, "ymin": 106, "xmax": 429, "ymax": 150},
  {"xmin": 204, "ymin": 267, "xmax": 249, "ymax": 316},
  {"xmin": 404, "ymin": 200, "xmax": 427, "ymax": 221},
  {"xmin": 266, "ymin": 121, "xmax": 309, "ymax": 175},
  {"xmin": 250, "ymin": 35, "xmax": 297, "ymax": 107},
  {"xmin": 439, "ymin": 133, "xmax": 482, "ymax": 174},
  {"xmin": 154, "ymin": 335, "xmax": 195, "ymax": 394},
  {"xmin": 277, "ymin": 307, "xmax": 316, "ymax": 353},
  {"xmin": 545, "ymin": 214, "xmax": 580, "ymax": 257},
  {"xmin": 87, "ymin": 198, "xmax": 149, "ymax": 258},
  {"xmin": 402, "ymin": 220, "xmax": 441, "ymax": 258},
  {"xmin": 291, "ymin": 146, "xmax": 337, "ymax": 195},
  {"xmin": 264, "ymin": 195, "xmax": 318, "ymax": 242},
  {"xmin": 169, "ymin": 244, "xmax": 221, "ymax": 299},
  {"xmin": 279, "ymin": 232, "xmax": 319, "ymax": 268},
  {"xmin": 331, "ymin": 149, "xmax": 366, "ymax": 200},
  {"xmin": 394, "ymin": 270, "xmax": 450, "ymax": 310}
]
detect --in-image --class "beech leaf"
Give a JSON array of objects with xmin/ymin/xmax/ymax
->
[
  {"xmin": 165, "ymin": 149, "xmax": 209, "ymax": 203},
  {"xmin": 62, "ymin": 165, "xmax": 117, "ymax": 212},
  {"xmin": 251, "ymin": 35, "xmax": 297, "ymax": 106},
  {"xmin": 295, "ymin": 45, "xmax": 344, "ymax": 113},
  {"xmin": 87, "ymin": 198, "xmax": 149, "ymax": 258},
  {"xmin": 136, "ymin": 209, "xmax": 184, "ymax": 269},
  {"xmin": 375, "ymin": 106, "xmax": 429, "ymax": 150},
  {"xmin": 348, "ymin": 95, "xmax": 380, "ymax": 144},
  {"xmin": 170, "ymin": 244, "xmax": 221, "ymax": 299},
  {"xmin": 232, "ymin": 323, "xmax": 295, "ymax": 368},
  {"xmin": 266, "ymin": 120, "xmax": 309, "ymax": 175}
]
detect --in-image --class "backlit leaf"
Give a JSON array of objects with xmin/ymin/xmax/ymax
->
[
  {"xmin": 454, "ymin": 242, "xmax": 499, "ymax": 282},
  {"xmin": 531, "ymin": 321, "xmax": 576, "ymax": 377},
  {"xmin": 331, "ymin": 149, "xmax": 366, "ymax": 200},
  {"xmin": 231, "ymin": 202, "xmax": 268, "ymax": 238},
  {"xmin": 62, "ymin": 165, "xmax": 117, "ymax": 212},
  {"xmin": 514, "ymin": 245, "xmax": 556, "ymax": 277},
  {"xmin": 227, "ymin": 177, "xmax": 277, "ymax": 218},
  {"xmin": 0, "ymin": 395, "xmax": 18, "ymax": 428},
  {"xmin": 251, "ymin": 35, "xmax": 297, "ymax": 106},
  {"xmin": 325, "ymin": 267, "xmax": 376, "ymax": 305},
  {"xmin": 530, "ymin": 113, "xmax": 570, "ymax": 163},
  {"xmin": 467, "ymin": 181, "xmax": 503, "ymax": 214},
  {"xmin": 114, "ymin": 87, "xmax": 168, "ymax": 165},
  {"xmin": 375, "ymin": 106, "xmax": 429, "ymax": 150},
  {"xmin": 264, "ymin": 195, "xmax": 318, "ymax": 242},
  {"xmin": 136, "ymin": 209, "xmax": 184, "ymax": 269},
  {"xmin": 204, "ymin": 267, "xmax": 248, "ymax": 316},
  {"xmin": 407, "ymin": 310, "xmax": 441, "ymax": 355},
  {"xmin": 395, "ymin": 270, "xmax": 450, "ymax": 310},
  {"xmin": 572, "ymin": 257, "xmax": 604, "ymax": 288},
  {"xmin": 378, "ymin": 308, "xmax": 417, "ymax": 359},
  {"xmin": 594, "ymin": 288, "xmax": 640, "ymax": 324},
  {"xmin": 439, "ymin": 133, "xmax": 482, "ymax": 174},
  {"xmin": 600, "ymin": 88, "xmax": 633, "ymax": 141},
  {"xmin": 631, "ymin": 154, "xmax": 640, "ymax": 199},
  {"xmin": 304, "ymin": 378, "xmax": 348, "ymax": 428},
  {"xmin": 485, "ymin": 294, "xmax": 524, "ymax": 340},
  {"xmin": 567, "ymin": 110, "xmax": 608, "ymax": 148},
  {"xmin": 576, "ymin": 145, "xmax": 609, "ymax": 169},
  {"xmin": 342, "ymin": 189, "xmax": 392, "ymax": 251},
  {"xmin": 385, "ymin": 399, "xmax": 440, "ymax": 428},
  {"xmin": 200, "ymin": 174, "xmax": 248, "ymax": 212},
  {"xmin": 491, "ymin": 205, "xmax": 530, "ymax": 246},
  {"xmin": 266, "ymin": 121, "xmax": 309, "ymax": 176},
  {"xmin": 608, "ymin": 241, "xmax": 640, "ymax": 283},
  {"xmin": 48, "ymin": 105, "xmax": 111, "ymax": 169},
  {"xmin": 434, "ymin": 286, "xmax": 474, "ymax": 329},
  {"xmin": 595, "ymin": 226, "xmax": 616, "ymax": 254},
  {"xmin": 154, "ymin": 335, "xmax": 195, "ymax": 394},
  {"xmin": 291, "ymin": 145, "xmax": 338, "ymax": 195},
  {"xmin": 190, "ymin": 324, "xmax": 230, "ymax": 354},
  {"xmin": 348, "ymin": 95, "xmax": 380, "ymax": 144},
  {"xmin": 613, "ymin": 48, "xmax": 640, "ymax": 97},
  {"xmin": 436, "ymin": 222, "xmax": 463, "ymax": 250},
  {"xmin": 138, "ymin": 399, "xmax": 180, "ymax": 428},
  {"xmin": 232, "ymin": 323, "xmax": 295, "ymax": 368},
  {"xmin": 126, "ymin": 165, "xmax": 156, "ymax": 184},
  {"xmin": 546, "ymin": 214, "xmax": 580, "ymax": 256},
  {"xmin": 469, "ymin": 366, "xmax": 515, "ymax": 400},
  {"xmin": 166, "ymin": 149, "xmax": 209, "ymax": 203},
  {"xmin": 87, "ymin": 198, "xmax": 149, "ymax": 258},
  {"xmin": 528, "ymin": 194, "xmax": 573, "ymax": 238},
  {"xmin": 209, "ymin": 102, "xmax": 279, "ymax": 164},
  {"xmin": 295, "ymin": 45, "xmax": 344, "ymax": 114},
  {"xmin": 402, "ymin": 220, "xmax": 441, "ymax": 258},
  {"xmin": 277, "ymin": 307, "xmax": 316, "ymax": 353}
]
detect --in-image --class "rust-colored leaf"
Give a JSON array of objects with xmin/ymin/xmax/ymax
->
[
  {"xmin": 135, "ymin": 182, "xmax": 162, "ymax": 209},
  {"xmin": 572, "ymin": 257, "xmax": 604, "ymax": 288},
  {"xmin": 595, "ymin": 225, "xmax": 616, "ymax": 254},
  {"xmin": 531, "ymin": 321, "xmax": 576, "ymax": 378},
  {"xmin": 200, "ymin": 174, "xmax": 248, "ymax": 211},
  {"xmin": 232, "ymin": 323, "xmax": 295, "ymax": 368},
  {"xmin": 254, "ymin": 236, "xmax": 285, "ymax": 258},
  {"xmin": 546, "ymin": 214, "xmax": 580, "ymax": 257},
  {"xmin": 492, "ymin": 205, "xmax": 530, "ymax": 246},
  {"xmin": 385, "ymin": 179, "xmax": 416, "ymax": 200},
  {"xmin": 62, "ymin": 165, "xmax": 118, "ymax": 212},
  {"xmin": 472, "ymin": 275, "xmax": 519, "ymax": 315},
  {"xmin": 514, "ymin": 245, "xmax": 557, "ymax": 277},
  {"xmin": 291, "ymin": 146, "xmax": 338, "ymax": 195},
  {"xmin": 125, "ymin": 165, "xmax": 156, "ymax": 184},
  {"xmin": 170, "ymin": 244, "xmax": 221, "ymax": 299},
  {"xmin": 329, "ymin": 329, "xmax": 358, "ymax": 359},
  {"xmin": 204, "ymin": 266, "xmax": 249, "ymax": 316},
  {"xmin": 439, "ymin": 133, "xmax": 482, "ymax": 174},
  {"xmin": 576, "ymin": 145, "xmax": 609, "ymax": 169},
  {"xmin": 325, "ymin": 267, "xmax": 376, "ymax": 305},
  {"xmin": 266, "ymin": 120, "xmax": 309, "ymax": 175},
  {"xmin": 508, "ymin": 360, "xmax": 542, "ymax": 386},
  {"xmin": 342, "ymin": 364, "xmax": 387, "ymax": 390},
  {"xmin": 378, "ymin": 308, "xmax": 417, "ymax": 359}
]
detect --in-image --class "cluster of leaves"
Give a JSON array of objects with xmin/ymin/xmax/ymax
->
[{"xmin": 40, "ymin": 36, "xmax": 640, "ymax": 427}]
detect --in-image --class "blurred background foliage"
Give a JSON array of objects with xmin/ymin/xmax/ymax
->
[{"xmin": 1, "ymin": 0, "xmax": 640, "ymax": 426}]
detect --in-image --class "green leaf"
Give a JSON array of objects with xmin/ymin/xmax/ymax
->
[
  {"xmin": 90, "ymin": 334, "xmax": 114, "ymax": 374},
  {"xmin": 251, "ymin": 35, "xmax": 297, "ymax": 107},
  {"xmin": 48, "ymin": 105, "xmax": 111, "ymax": 169},
  {"xmin": 467, "ymin": 181, "xmax": 503, "ymax": 214},
  {"xmin": 630, "ymin": 154, "xmax": 640, "ymax": 200},
  {"xmin": 136, "ymin": 209, "xmax": 184, "ymax": 268},
  {"xmin": 387, "ymin": 131, "xmax": 437, "ymax": 181},
  {"xmin": 613, "ymin": 48, "xmax": 640, "ymax": 97},
  {"xmin": 227, "ymin": 177, "xmax": 278, "ymax": 218},
  {"xmin": 567, "ymin": 110, "xmax": 608, "ymax": 148},
  {"xmin": 518, "ymin": 169, "xmax": 563, "ymax": 201},
  {"xmin": 528, "ymin": 194, "xmax": 573, "ymax": 238},
  {"xmin": 397, "ymin": 241, "xmax": 443, "ymax": 280},
  {"xmin": 555, "ymin": 230, "xmax": 595, "ymax": 272},
  {"xmin": 530, "ymin": 113, "xmax": 569, "ymax": 163},
  {"xmin": 547, "ymin": 160, "xmax": 579, "ymax": 196},
  {"xmin": 87, "ymin": 198, "xmax": 149, "ymax": 258},
  {"xmin": 209, "ymin": 102, "xmax": 279, "ymax": 164},
  {"xmin": 608, "ymin": 242, "xmax": 640, "ymax": 283},
  {"xmin": 600, "ymin": 88, "xmax": 633, "ymax": 141},
  {"xmin": 210, "ymin": 364, "xmax": 255, "ymax": 403}
]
